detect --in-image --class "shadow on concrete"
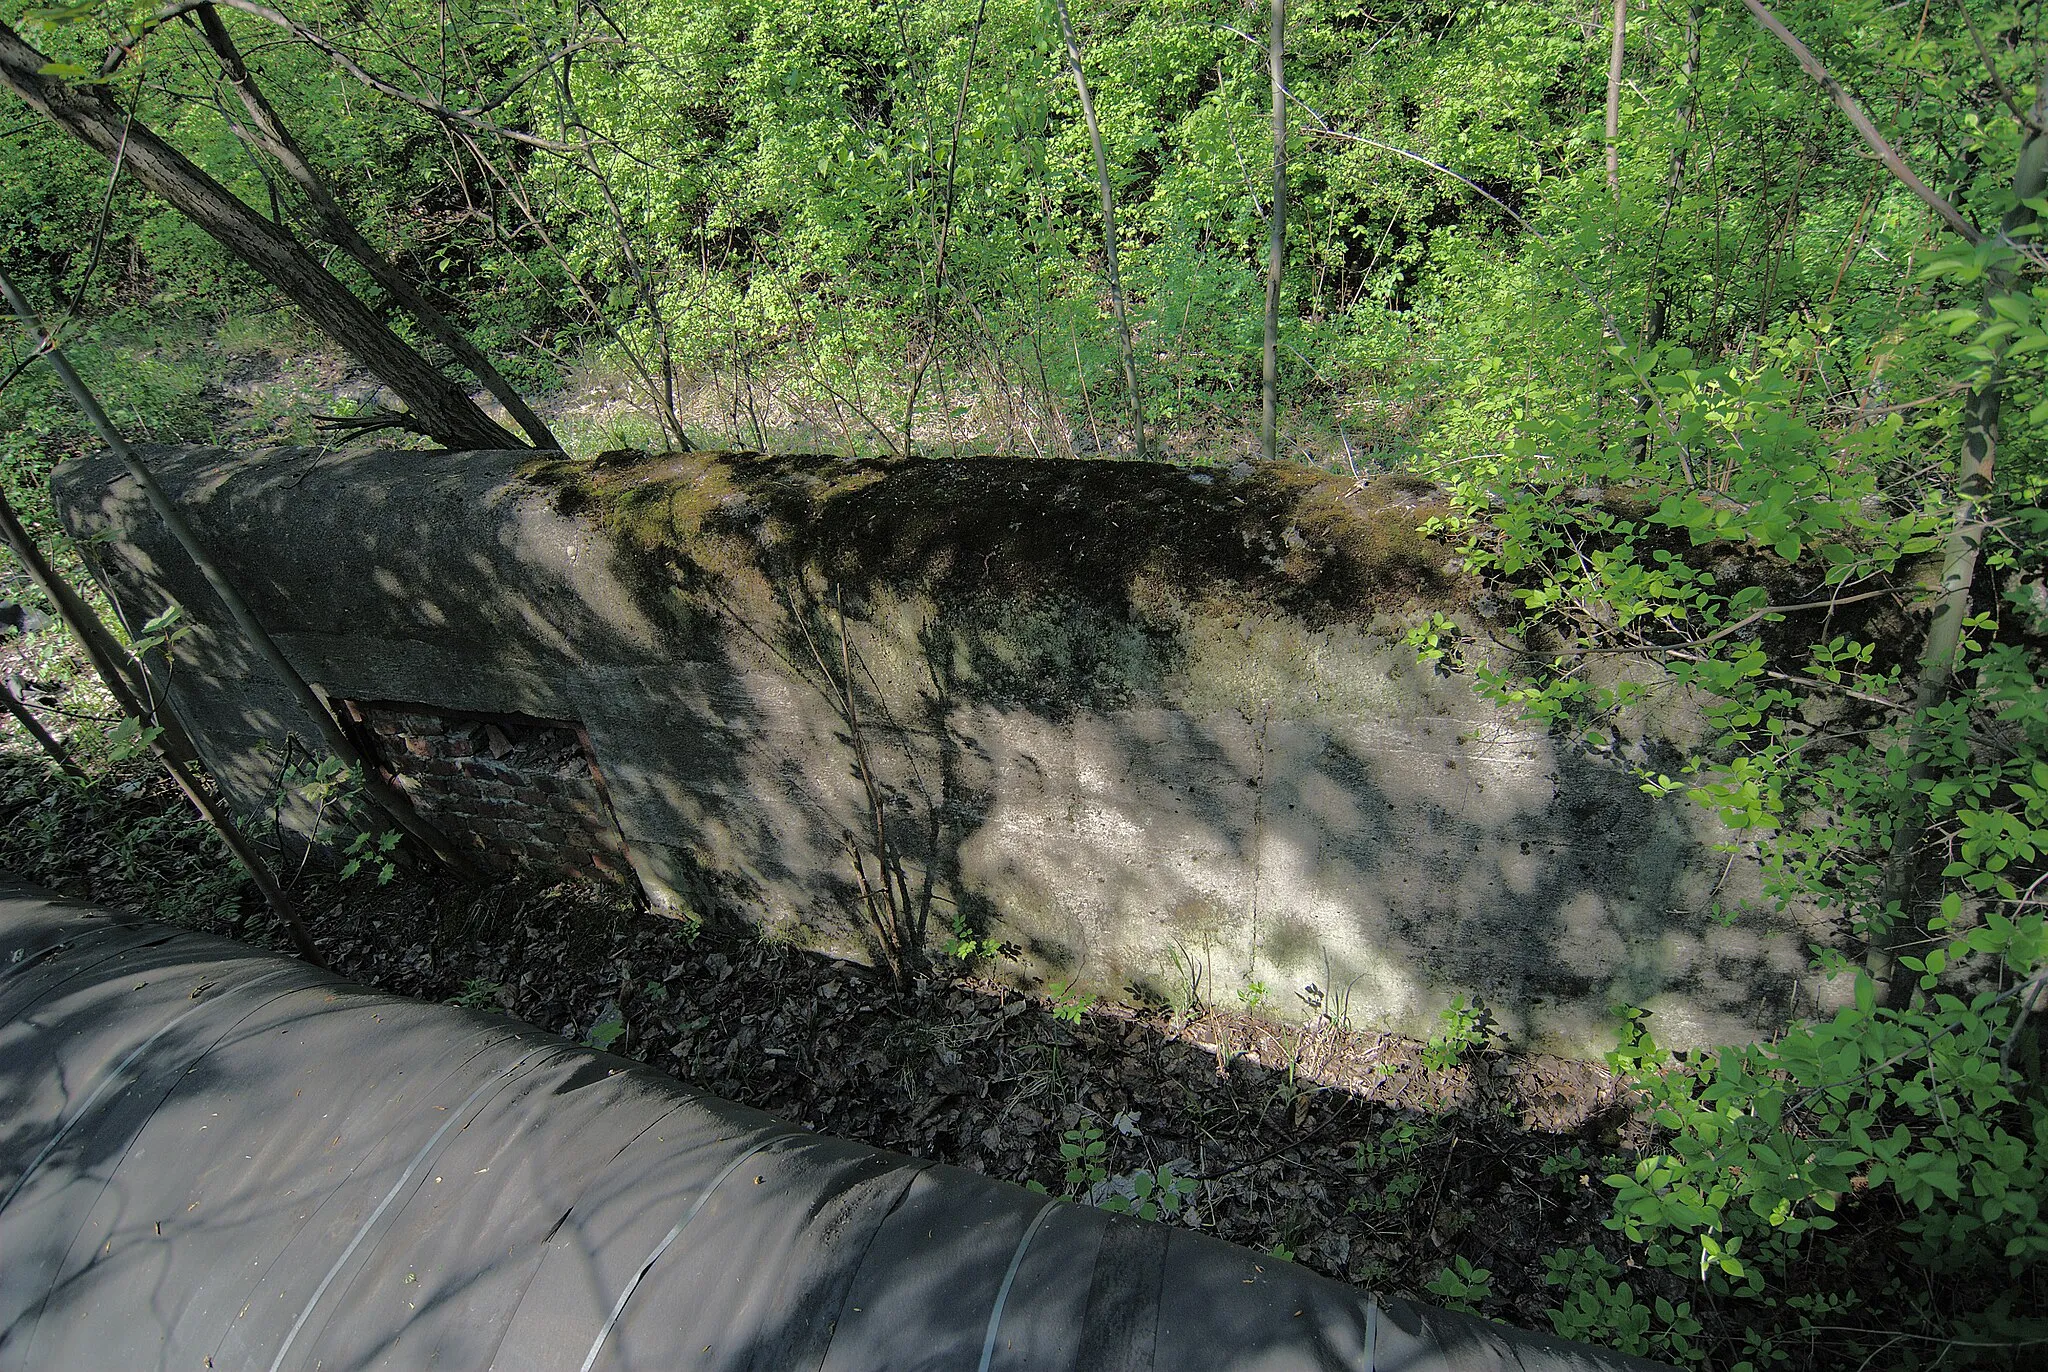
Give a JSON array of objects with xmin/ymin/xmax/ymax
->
[{"xmin": 47, "ymin": 445, "xmax": 1828, "ymax": 1054}]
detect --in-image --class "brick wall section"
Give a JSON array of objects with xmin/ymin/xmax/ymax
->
[{"xmin": 344, "ymin": 702, "xmax": 636, "ymax": 889}]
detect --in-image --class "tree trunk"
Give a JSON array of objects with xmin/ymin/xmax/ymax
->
[
  {"xmin": 1054, "ymin": 0, "xmax": 1146, "ymax": 459},
  {"xmin": 2, "ymin": 268, "xmax": 482, "ymax": 883},
  {"xmin": 1261, "ymin": 0, "xmax": 1287, "ymax": 464},
  {"xmin": 0, "ymin": 22, "xmax": 518, "ymax": 451},
  {"xmin": 0, "ymin": 675, "xmax": 85, "ymax": 779},
  {"xmin": 1869, "ymin": 101, "xmax": 2048, "ymax": 1007},
  {"xmin": 193, "ymin": 6, "xmax": 558, "ymax": 450},
  {"xmin": 1605, "ymin": 0, "xmax": 1626, "ymax": 196}
]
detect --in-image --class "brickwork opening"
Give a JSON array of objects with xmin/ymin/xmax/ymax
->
[{"xmin": 341, "ymin": 701, "xmax": 637, "ymax": 890}]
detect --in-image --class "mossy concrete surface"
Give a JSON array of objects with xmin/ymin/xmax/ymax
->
[{"xmin": 53, "ymin": 444, "xmax": 1835, "ymax": 1055}]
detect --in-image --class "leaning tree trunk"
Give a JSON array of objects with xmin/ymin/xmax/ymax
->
[
  {"xmin": 0, "ymin": 22, "xmax": 518, "ymax": 451},
  {"xmin": 1869, "ymin": 97, "xmax": 2048, "ymax": 1008},
  {"xmin": 1604, "ymin": 0, "xmax": 1626, "ymax": 196},
  {"xmin": 0, "ymin": 675, "xmax": 84, "ymax": 779},
  {"xmin": 2, "ymin": 269, "xmax": 481, "ymax": 883},
  {"xmin": 193, "ymin": 6, "xmax": 557, "ymax": 449}
]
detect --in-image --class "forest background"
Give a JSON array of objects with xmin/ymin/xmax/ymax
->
[{"xmin": 1, "ymin": 0, "xmax": 2046, "ymax": 1368}]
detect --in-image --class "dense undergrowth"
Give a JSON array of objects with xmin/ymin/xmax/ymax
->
[{"xmin": 2, "ymin": 0, "xmax": 2047, "ymax": 1367}]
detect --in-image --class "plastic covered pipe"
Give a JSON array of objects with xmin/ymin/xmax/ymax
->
[{"xmin": 0, "ymin": 882, "xmax": 1671, "ymax": 1371}]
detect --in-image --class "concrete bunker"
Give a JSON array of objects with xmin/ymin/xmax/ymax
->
[{"xmin": 51, "ymin": 444, "xmax": 1837, "ymax": 1055}]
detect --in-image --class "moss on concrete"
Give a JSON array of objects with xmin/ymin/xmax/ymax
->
[
  {"xmin": 530, "ymin": 451, "xmax": 1465, "ymax": 616},
  {"xmin": 524, "ymin": 450, "xmax": 1473, "ymax": 710}
]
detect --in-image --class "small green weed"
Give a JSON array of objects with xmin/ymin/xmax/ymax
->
[
  {"xmin": 447, "ymin": 979, "xmax": 504, "ymax": 1011},
  {"xmin": 581, "ymin": 1000, "xmax": 627, "ymax": 1051},
  {"xmin": 1029, "ymin": 1120, "xmax": 1200, "ymax": 1222},
  {"xmin": 340, "ymin": 828, "xmax": 403, "ymax": 884},
  {"xmin": 1542, "ymin": 1247, "xmax": 1704, "ymax": 1366},
  {"xmin": 1424, "ymin": 1255, "xmax": 1493, "ymax": 1313},
  {"xmin": 1421, "ymin": 995, "xmax": 1489, "ymax": 1071},
  {"xmin": 101, "ymin": 714, "xmax": 163, "ymax": 766},
  {"xmin": 1056, "ymin": 1121, "xmax": 1107, "ymax": 1190},
  {"xmin": 274, "ymin": 754, "xmax": 400, "ymax": 883},
  {"xmin": 1539, "ymin": 1146, "xmax": 1593, "ymax": 1194},
  {"xmin": 1404, "ymin": 611, "xmax": 1464, "ymax": 669},
  {"xmin": 1345, "ymin": 1120, "xmax": 1433, "ymax": 1217},
  {"xmin": 1047, "ymin": 976, "xmax": 1096, "ymax": 1024},
  {"xmin": 944, "ymin": 913, "xmax": 1001, "ymax": 962},
  {"xmin": 129, "ymin": 605, "xmax": 190, "ymax": 661},
  {"xmin": 1163, "ymin": 941, "xmax": 1207, "ymax": 1020}
]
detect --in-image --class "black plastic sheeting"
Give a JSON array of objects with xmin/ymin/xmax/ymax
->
[{"xmin": 0, "ymin": 882, "xmax": 1673, "ymax": 1372}]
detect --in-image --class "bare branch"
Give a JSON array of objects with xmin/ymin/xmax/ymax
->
[
  {"xmin": 1056, "ymin": 0, "xmax": 1146, "ymax": 458},
  {"xmin": 1740, "ymin": 0, "xmax": 1982, "ymax": 245},
  {"xmin": 100, "ymin": 0, "xmax": 208, "ymax": 76},
  {"xmin": 110, "ymin": 0, "xmax": 599, "ymax": 154},
  {"xmin": 191, "ymin": 5, "xmax": 558, "ymax": 448}
]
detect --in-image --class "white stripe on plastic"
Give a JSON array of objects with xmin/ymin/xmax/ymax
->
[
  {"xmin": 976, "ymin": 1200, "xmax": 1060, "ymax": 1372},
  {"xmin": 267, "ymin": 1041, "xmax": 556, "ymax": 1372},
  {"xmin": 577, "ymin": 1132, "xmax": 788, "ymax": 1372}
]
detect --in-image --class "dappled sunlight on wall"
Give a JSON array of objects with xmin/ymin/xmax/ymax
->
[{"xmin": 53, "ymin": 444, "xmax": 1839, "ymax": 1055}]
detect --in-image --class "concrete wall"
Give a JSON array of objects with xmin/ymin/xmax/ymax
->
[{"xmin": 53, "ymin": 445, "xmax": 1835, "ymax": 1054}]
